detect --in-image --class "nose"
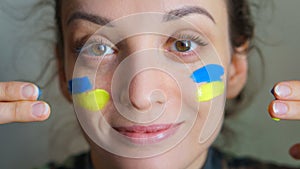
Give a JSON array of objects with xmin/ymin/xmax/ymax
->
[
  {"xmin": 121, "ymin": 35, "xmax": 165, "ymax": 111},
  {"xmin": 122, "ymin": 35, "xmax": 157, "ymax": 57},
  {"xmin": 119, "ymin": 35, "xmax": 170, "ymax": 112},
  {"xmin": 129, "ymin": 69, "xmax": 166, "ymax": 111}
]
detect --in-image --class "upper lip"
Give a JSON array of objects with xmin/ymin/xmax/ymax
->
[
  {"xmin": 112, "ymin": 122, "xmax": 184, "ymax": 144},
  {"xmin": 113, "ymin": 122, "xmax": 183, "ymax": 134},
  {"xmin": 114, "ymin": 124, "xmax": 170, "ymax": 133}
]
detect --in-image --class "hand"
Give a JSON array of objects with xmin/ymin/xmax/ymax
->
[
  {"xmin": 0, "ymin": 82, "xmax": 50, "ymax": 124},
  {"xmin": 268, "ymin": 81, "xmax": 300, "ymax": 159}
]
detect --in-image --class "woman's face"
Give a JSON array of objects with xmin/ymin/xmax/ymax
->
[{"xmin": 60, "ymin": 0, "xmax": 235, "ymax": 168}]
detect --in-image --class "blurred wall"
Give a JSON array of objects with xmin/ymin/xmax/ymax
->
[
  {"xmin": 0, "ymin": 0, "xmax": 299, "ymax": 169},
  {"xmin": 217, "ymin": 0, "xmax": 300, "ymax": 167}
]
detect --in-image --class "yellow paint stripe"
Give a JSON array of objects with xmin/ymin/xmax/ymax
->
[
  {"xmin": 272, "ymin": 118, "xmax": 281, "ymax": 122},
  {"xmin": 197, "ymin": 81, "xmax": 225, "ymax": 102},
  {"xmin": 74, "ymin": 89, "xmax": 110, "ymax": 111}
]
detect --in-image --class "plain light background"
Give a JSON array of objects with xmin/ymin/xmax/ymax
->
[{"xmin": 0, "ymin": 0, "xmax": 300, "ymax": 169}]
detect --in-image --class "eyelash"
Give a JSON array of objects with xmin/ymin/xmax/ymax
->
[
  {"xmin": 74, "ymin": 36, "xmax": 88, "ymax": 55},
  {"xmin": 72, "ymin": 33, "xmax": 208, "ymax": 56},
  {"xmin": 74, "ymin": 39, "xmax": 98, "ymax": 54},
  {"xmin": 171, "ymin": 33, "xmax": 208, "ymax": 47}
]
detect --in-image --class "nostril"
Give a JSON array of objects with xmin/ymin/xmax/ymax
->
[
  {"xmin": 119, "ymin": 88, "xmax": 152, "ymax": 110},
  {"xmin": 122, "ymin": 68, "xmax": 170, "ymax": 112},
  {"xmin": 128, "ymin": 89, "xmax": 166, "ymax": 112},
  {"xmin": 150, "ymin": 90, "xmax": 167, "ymax": 105}
]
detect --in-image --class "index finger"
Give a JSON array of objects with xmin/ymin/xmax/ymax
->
[
  {"xmin": 0, "ymin": 82, "xmax": 40, "ymax": 101},
  {"xmin": 272, "ymin": 81, "xmax": 300, "ymax": 100}
]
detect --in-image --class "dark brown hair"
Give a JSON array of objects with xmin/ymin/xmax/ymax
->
[
  {"xmin": 225, "ymin": 0, "xmax": 256, "ymax": 117},
  {"xmin": 227, "ymin": 0, "xmax": 254, "ymax": 49}
]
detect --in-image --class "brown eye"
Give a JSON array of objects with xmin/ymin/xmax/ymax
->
[
  {"xmin": 174, "ymin": 40, "xmax": 192, "ymax": 52},
  {"xmin": 170, "ymin": 40, "xmax": 198, "ymax": 53}
]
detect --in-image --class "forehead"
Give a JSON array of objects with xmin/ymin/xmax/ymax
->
[{"xmin": 61, "ymin": 0, "xmax": 228, "ymax": 24}]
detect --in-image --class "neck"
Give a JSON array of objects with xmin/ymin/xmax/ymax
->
[{"xmin": 91, "ymin": 149, "xmax": 208, "ymax": 169}]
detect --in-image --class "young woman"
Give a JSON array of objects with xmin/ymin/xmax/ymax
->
[{"xmin": 1, "ymin": 0, "xmax": 300, "ymax": 169}]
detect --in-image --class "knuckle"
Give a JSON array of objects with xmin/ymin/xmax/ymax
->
[
  {"xmin": 0, "ymin": 82, "xmax": 16, "ymax": 99},
  {"xmin": 4, "ymin": 83, "xmax": 12, "ymax": 98},
  {"xmin": 13, "ymin": 102, "xmax": 24, "ymax": 122},
  {"xmin": 7, "ymin": 102, "xmax": 23, "ymax": 122},
  {"xmin": 0, "ymin": 83, "xmax": 7, "ymax": 98},
  {"xmin": 0, "ymin": 102, "xmax": 17, "ymax": 123},
  {"xmin": 11, "ymin": 102, "xmax": 19, "ymax": 122}
]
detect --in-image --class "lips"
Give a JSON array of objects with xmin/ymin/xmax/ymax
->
[{"xmin": 113, "ymin": 123, "xmax": 183, "ymax": 144}]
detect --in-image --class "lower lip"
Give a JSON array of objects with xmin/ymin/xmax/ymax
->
[{"xmin": 113, "ymin": 123, "xmax": 183, "ymax": 145}]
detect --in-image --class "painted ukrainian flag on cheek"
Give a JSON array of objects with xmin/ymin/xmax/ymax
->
[
  {"xmin": 190, "ymin": 64, "xmax": 225, "ymax": 102},
  {"xmin": 68, "ymin": 77, "xmax": 110, "ymax": 111}
]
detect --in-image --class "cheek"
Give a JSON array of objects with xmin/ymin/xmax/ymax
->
[
  {"xmin": 191, "ymin": 64, "xmax": 225, "ymax": 102},
  {"xmin": 213, "ymin": 32, "xmax": 232, "ymax": 66},
  {"xmin": 188, "ymin": 63, "xmax": 226, "ymax": 142},
  {"xmin": 94, "ymin": 67, "xmax": 116, "ymax": 91}
]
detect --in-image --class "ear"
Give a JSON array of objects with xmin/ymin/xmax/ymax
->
[
  {"xmin": 56, "ymin": 45, "xmax": 72, "ymax": 102},
  {"xmin": 226, "ymin": 42, "xmax": 249, "ymax": 99}
]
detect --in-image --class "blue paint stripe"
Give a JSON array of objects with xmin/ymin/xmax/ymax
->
[
  {"xmin": 37, "ymin": 87, "xmax": 43, "ymax": 100},
  {"xmin": 68, "ymin": 77, "xmax": 93, "ymax": 94},
  {"xmin": 190, "ymin": 64, "xmax": 224, "ymax": 83}
]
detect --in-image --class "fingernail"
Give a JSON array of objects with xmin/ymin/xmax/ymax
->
[
  {"xmin": 274, "ymin": 84, "xmax": 292, "ymax": 97},
  {"xmin": 273, "ymin": 102, "xmax": 288, "ymax": 115},
  {"xmin": 22, "ymin": 84, "xmax": 38, "ymax": 99},
  {"xmin": 32, "ymin": 102, "xmax": 49, "ymax": 118}
]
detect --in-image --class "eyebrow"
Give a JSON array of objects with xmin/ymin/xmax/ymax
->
[
  {"xmin": 67, "ymin": 12, "xmax": 112, "ymax": 26},
  {"xmin": 163, "ymin": 6, "xmax": 216, "ymax": 23},
  {"xmin": 67, "ymin": 6, "xmax": 215, "ymax": 26}
]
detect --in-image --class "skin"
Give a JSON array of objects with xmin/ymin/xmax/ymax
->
[
  {"xmin": 0, "ymin": 0, "xmax": 299, "ymax": 167},
  {"xmin": 58, "ymin": 0, "xmax": 247, "ymax": 169},
  {"xmin": 0, "ymin": 82, "xmax": 50, "ymax": 124}
]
